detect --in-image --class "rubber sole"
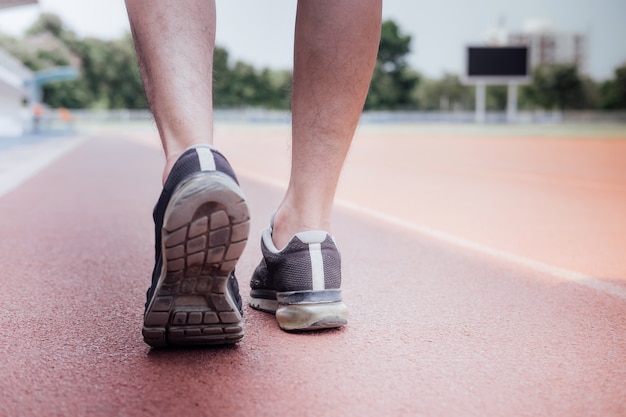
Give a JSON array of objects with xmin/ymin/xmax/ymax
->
[
  {"xmin": 249, "ymin": 294, "xmax": 348, "ymax": 332},
  {"xmin": 143, "ymin": 172, "xmax": 249, "ymax": 347}
]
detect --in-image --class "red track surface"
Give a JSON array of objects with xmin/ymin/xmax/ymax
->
[{"xmin": 1, "ymin": 125, "xmax": 625, "ymax": 416}]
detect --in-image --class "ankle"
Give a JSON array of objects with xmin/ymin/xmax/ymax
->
[
  {"xmin": 162, "ymin": 152, "xmax": 182, "ymax": 184},
  {"xmin": 271, "ymin": 206, "xmax": 332, "ymax": 250},
  {"xmin": 162, "ymin": 142, "xmax": 216, "ymax": 184}
]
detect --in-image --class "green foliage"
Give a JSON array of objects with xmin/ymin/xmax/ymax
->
[
  {"xmin": 577, "ymin": 76, "xmax": 601, "ymax": 109},
  {"xmin": 366, "ymin": 20, "xmax": 420, "ymax": 110},
  {"xmin": 214, "ymin": 47, "xmax": 291, "ymax": 109},
  {"xmin": 600, "ymin": 63, "xmax": 626, "ymax": 109},
  {"xmin": 0, "ymin": 32, "xmax": 67, "ymax": 72},
  {"xmin": 486, "ymin": 86, "xmax": 507, "ymax": 111},
  {"xmin": 3, "ymin": 12, "xmax": 290, "ymax": 110},
  {"xmin": 415, "ymin": 74, "xmax": 473, "ymax": 110},
  {"xmin": 26, "ymin": 13, "xmax": 65, "ymax": 38},
  {"xmin": 5, "ymin": 14, "xmax": 622, "ymax": 112},
  {"xmin": 1, "ymin": 13, "xmax": 147, "ymax": 109},
  {"xmin": 79, "ymin": 34, "xmax": 147, "ymax": 109},
  {"xmin": 377, "ymin": 19, "xmax": 411, "ymax": 70},
  {"xmin": 366, "ymin": 23, "xmax": 621, "ymax": 112},
  {"xmin": 522, "ymin": 64, "xmax": 584, "ymax": 110},
  {"xmin": 41, "ymin": 80, "xmax": 91, "ymax": 108},
  {"xmin": 38, "ymin": 33, "xmax": 148, "ymax": 109}
]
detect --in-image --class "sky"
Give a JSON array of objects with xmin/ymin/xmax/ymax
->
[{"xmin": 0, "ymin": 0, "xmax": 624, "ymax": 80}]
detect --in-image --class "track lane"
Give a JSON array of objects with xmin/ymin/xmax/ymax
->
[
  {"xmin": 0, "ymin": 134, "xmax": 624, "ymax": 416},
  {"xmin": 205, "ymin": 124, "xmax": 626, "ymax": 284}
]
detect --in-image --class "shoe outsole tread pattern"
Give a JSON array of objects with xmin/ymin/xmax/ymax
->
[{"xmin": 143, "ymin": 173, "xmax": 249, "ymax": 347}]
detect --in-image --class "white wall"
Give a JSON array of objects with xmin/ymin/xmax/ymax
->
[
  {"xmin": 0, "ymin": 80, "xmax": 26, "ymax": 136},
  {"xmin": 0, "ymin": 47, "xmax": 32, "ymax": 136}
]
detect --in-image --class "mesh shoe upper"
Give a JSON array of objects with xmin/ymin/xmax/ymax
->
[
  {"xmin": 249, "ymin": 225, "xmax": 348, "ymax": 331},
  {"xmin": 250, "ymin": 228, "xmax": 342, "ymax": 294}
]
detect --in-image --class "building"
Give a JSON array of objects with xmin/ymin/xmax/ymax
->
[
  {"xmin": 509, "ymin": 19, "xmax": 588, "ymax": 74},
  {"xmin": 0, "ymin": 45, "xmax": 33, "ymax": 136},
  {"xmin": 483, "ymin": 18, "xmax": 589, "ymax": 74},
  {"xmin": 0, "ymin": 0, "xmax": 38, "ymax": 136}
]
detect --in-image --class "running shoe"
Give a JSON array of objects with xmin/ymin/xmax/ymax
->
[
  {"xmin": 143, "ymin": 145, "xmax": 250, "ymax": 347},
  {"xmin": 249, "ymin": 223, "xmax": 348, "ymax": 331}
]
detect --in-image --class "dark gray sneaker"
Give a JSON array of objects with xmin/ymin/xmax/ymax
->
[
  {"xmin": 143, "ymin": 145, "xmax": 250, "ymax": 347},
  {"xmin": 249, "ymin": 225, "xmax": 348, "ymax": 331}
]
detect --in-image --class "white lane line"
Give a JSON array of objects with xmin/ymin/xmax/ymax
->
[
  {"xmin": 236, "ymin": 168, "xmax": 626, "ymax": 302},
  {"xmin": 337, "ymin": 200, "xmax": 626, "ymax": 301},
  {"xmin": 0, "ymin": 135, "xmax": 88, "ymax": 199}
]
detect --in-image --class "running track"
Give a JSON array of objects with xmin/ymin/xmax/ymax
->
[{"xmin": 0, "ymin": 123, "xmax": 624, "ymax": 417}]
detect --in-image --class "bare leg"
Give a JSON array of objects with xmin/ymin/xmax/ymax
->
[
  {"xmin": 272, "ymin": 0, "xmax": 382, "ymax": 249},
  {"xmin": 125, "ymin": 0, "xmax": 216, "ymax": 183}
]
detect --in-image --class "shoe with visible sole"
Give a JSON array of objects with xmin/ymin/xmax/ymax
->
[
  {"xmin": 143, "ymin": 145, "xmax": 250, "ymax": 347},
  {"xmin": 249, "ymin": 224, "xmax": 348, "ymax": 331}
]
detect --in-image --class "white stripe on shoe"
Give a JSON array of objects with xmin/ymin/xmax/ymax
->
[
  {"xmin": 309, "ymin": 243, "xmax": 325, "ymax": 291},
  {"xmin": 196, "ymin": 147, "xmax": 216, "ymax": 171}
]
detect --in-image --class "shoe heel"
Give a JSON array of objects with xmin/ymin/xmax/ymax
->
[
  {"xmin": 144, "ymin": 172, "xmax": 249, "ymax": 347},
  {"xmin": 275, "ymin": 301, "xmax": 348, "ymax": 331}
]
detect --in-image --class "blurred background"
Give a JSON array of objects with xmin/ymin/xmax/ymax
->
[{"xmin": 0, "ymin": 0, "xmax": 625, "ymax": 135}]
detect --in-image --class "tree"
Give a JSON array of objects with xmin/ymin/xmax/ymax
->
[
  {"xmin": 25, "ymin": 13, "xmax": 65, "ymax": 38},
  {"xmin": 485, "ymin": 86, "xmax": 507, "ymax": 111},
  {"xmin": 600, "ymin": 63, "xmax": 626, "ymax": 109},
  {"xmin": 415, "ymin": 74, "xmax": 472, "ymax": 110},
  {"xmin": 365, "ymin": 20, "xmax": 420, "ymax": 110},
  {"xmin": 523, "ymin": 64, "xmax": 583, "ymax": 110},
  {"xmin": 81, "ymin": 34, "xmax": 147, "ymax": 109},
  {"xmin": 0, "ymin": 12, "xmax": 331, "ymax": 110},
  {"xmin": 3, "ymin": 13, "xmax": 148, "ymax": 109},
  {"xmin": 576, "ymin": 76, "xmax": 601, "ymax": 109},
  {"xmin": 213, "ymin": 46, "xmax": 291, "ymax": 109}
]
